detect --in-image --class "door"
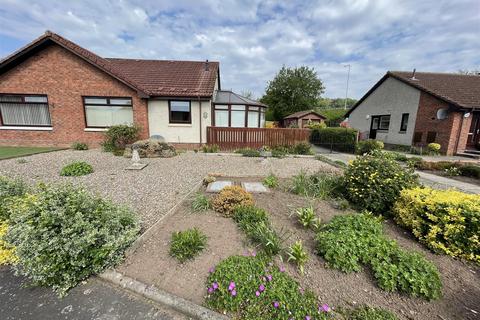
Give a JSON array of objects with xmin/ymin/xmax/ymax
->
[
  {"xmin": 467, "ymin": 112, "xmax": 480, "ymax": 150},
  {"xmin": 369, "ymin": 116, "xmax": 380, "ymax": 139}
]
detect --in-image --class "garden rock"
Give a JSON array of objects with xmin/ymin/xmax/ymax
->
[{"xmin": 124, "ymin": 139, "xmax": 177, "ymax": 158}]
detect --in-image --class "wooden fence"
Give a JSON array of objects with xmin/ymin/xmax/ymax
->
[{"xmin": 206, "ymin": 127, "xmax": 311, "ymax": 150}]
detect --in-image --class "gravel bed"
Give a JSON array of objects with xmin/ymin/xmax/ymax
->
[{"xmin": 0, "ymin": 149, "xmax": 338, "ymax": 227}]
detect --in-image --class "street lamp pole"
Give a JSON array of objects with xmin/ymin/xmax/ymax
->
[{"xmin": 344, "ymin": 64, "xmax": 351, "ymax": 110}]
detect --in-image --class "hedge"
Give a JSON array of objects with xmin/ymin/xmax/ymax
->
[
  {"xmin": 393, "ymin": 187, "xmax": 480, "ymax": 263},
  {"xmin": 310, "ymin": 127, "xmax": 358, "ymax": 153}
]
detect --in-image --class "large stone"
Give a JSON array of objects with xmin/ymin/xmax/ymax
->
[{"xmin": 124, "ymin": 139, "xmax": 177, "ymax": 158}]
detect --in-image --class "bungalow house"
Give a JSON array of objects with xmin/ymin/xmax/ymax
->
[
  {"xmin": 345, "ymin": 71, "xmax": 480, "ymax": 156},
  {"xmin": 0, "ymin": 31, "xmax": 267, "ymax": 148},
  {"xmin": 283, "ymin": 110, "xmax": 326, "ymax": 128}
]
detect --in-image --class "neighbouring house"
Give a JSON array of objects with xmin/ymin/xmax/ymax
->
[
  {"xmin": 283, "ymin": 110, "xmax": 326, "ymax": 128},
  {"xmin": 0, "ymin": 31, "xmax": 267, "ymax": 148},
  {"xmin": 346, "ymin": 71, "xmax": 480, "ymax": 156}
]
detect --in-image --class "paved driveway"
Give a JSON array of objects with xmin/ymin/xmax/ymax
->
[{"xmin": 0, "ymin": 267, "xmax": 189, "ymax": 320}]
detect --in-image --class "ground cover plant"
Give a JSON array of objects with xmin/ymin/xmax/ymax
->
[
  {"xmin": 6, "ymin": 184, "xmax": 139, "ymax": 295},
  {"xmin": 212, "ymin": 186, "xmax": 254, "ymax": 217},
  {"xmin": 170, "ymin": 228, "xmax": 208, "ymax": 262},
  {"xmin": 71, "ymin": 142, "xmax": 88, "ymax": 150},
  {"xmin": 235, "ymin": 148, "xmax": 261, "ymax": 157},
  {"xmin": 0, "ymin": 176, "xmax": 27, "ymax": 220},
  {"xmin": 346, "ymin": 305, "xmax": 398, "ymax": 320},
  {"xmin": 233, "ymin": 205, "xmax": 281, "ymax": 256},
  {"xmin": 290, "ymin": 171, "xmax": 343, "ymax": 200},
  {"xmin": 0, "ymin": 221, "xmax": 17, "ymax": 265},
  {"xmin": 202, "ymin": 144, "xmax": 220, "ymax": 153},
  {"xmin": 393, "ymin": 187, "xmax": 480, "ymax": 263},
  {"xmin": 315, "ymin": 213, "xmax": 442, "ymax": 300},
  {"xmin": 60, "ymin": 161, "xmax": 94, "ymax": 176},
  {"xmin": 263, "ymin": 173, "xmax": 279, "ymax": 188},
  {"xmin": 205, "ymin": 255, "xmax": 331, "ymax": 320},
  {"xmin": 191, "ymin": 193, "xmax": 211, "ymax": 212},
  {"xmin": 344, "ymin": 154, "xmax": 418, "ymax": 213}
]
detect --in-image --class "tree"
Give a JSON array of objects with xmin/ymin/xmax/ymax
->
[
  {"xmin": 458, "ymin": 69, "xmax": 480, "ymax": 76},
  {"xmin": 317, "ymin": 97, "xmax": 357, "ymax": 109},
  {"xmin": 260, "ymin": 66, "xmax": 325, "ymax": 120},
  {"xmin": 240, "ymin": 90, "xmax": 254, "ymax": 99}
]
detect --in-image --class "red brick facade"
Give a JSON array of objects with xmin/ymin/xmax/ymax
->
[
  {"xmin": 413, "ymin": 92, "xmax": 470, "ymax": 155},
  {"xmin": 0, "ymin": 44, "xmax": 149, "ymax": 147}
]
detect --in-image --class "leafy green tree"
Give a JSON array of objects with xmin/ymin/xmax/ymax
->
[{"xmin": 261, "ymin": 66, "xmax": 325, "ymax": 120}]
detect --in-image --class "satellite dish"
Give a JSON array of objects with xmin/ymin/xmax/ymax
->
[
  {"xmin": 464, "ymin": 112, "xmax": 471, "ymax": 118},
  {"xmin": 436, "ymin": 108, "xmax": 448, "ymax": 120}
]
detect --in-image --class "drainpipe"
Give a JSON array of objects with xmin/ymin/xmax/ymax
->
[{"xmin": 198, "ymin": 96, "xmax": 202, "ymax": 146}]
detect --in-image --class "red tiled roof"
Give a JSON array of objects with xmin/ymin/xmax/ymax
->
[
  {"xmin": 0, "ymin": 31, "xmax": 219, "ymax": 98},
  {"xmin": 283, "ymin": 110, "xmax": 326, "ymax": 119}
]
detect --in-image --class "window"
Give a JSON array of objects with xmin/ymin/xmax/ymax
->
[
  {"xmin": 0, "ymin": 94, "xmax": 51, "ymax": 126},
  {"xmin": 231, "ymin": 105, "xmax": 246, "ymax": 127},
  {"xmin": 214, "ymin": 105, "xmax": 229, "ymax": 127},
  {"xmin": 400, "ymin": 113, "xmax": 409, "ymax": 132},
  {"xmin": 83, "ymin": 97, "xmax": 133, "ymax": 128},
  {"xmin": 169, "ymin": 101, "xmax": 191, "ymax": 124},
  {"xmin": 378, "ymin": 115, "xmax": 390, "ymax": 130},
  {"xmin": 213, "ymin": 104, "xmax": 266, "ymax": 128}
]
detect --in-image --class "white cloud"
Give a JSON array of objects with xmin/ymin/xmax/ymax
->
[{"xmin": 0, "ymin": 0, "xmax": 478, "ymax": 98}]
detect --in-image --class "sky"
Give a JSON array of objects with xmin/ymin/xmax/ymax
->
[{"xmin": 0, "ymin": 0, "xmax": 479, "ymax": 99}]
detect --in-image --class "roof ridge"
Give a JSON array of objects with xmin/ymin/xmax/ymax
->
[
  {"xmin": 105, "ymin": 57, "xmax": 220, "ymax": 64},
  {"xmin": 389, "ymin": 70, "xmax": 480, "ymax": 77}
]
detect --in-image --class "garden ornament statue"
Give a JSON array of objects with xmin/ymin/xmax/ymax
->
[{"xmin": 126, "ymin": 145, "xmax": 148, "ymax": 170}]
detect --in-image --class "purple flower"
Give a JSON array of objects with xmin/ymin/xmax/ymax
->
[
  {"xmin": 209, "ymin": 267, "xmax": 215, "ymax": 273},
  {"xmin": 273, "ymin": 301, "xmax": 280, "ymax": 309},
  {"xmin": 255, "ymin": 291, "xmax": 260, "ymax": 297},
  {"xmin": 279, "ymin": 265, "xmax": 285, "ymax": 272},
  {"xmin": 266, "ymin": 274, "xmax": 272, "ymax": 282},
  {"xmin": 320, "ymin": 304, "xmax": 331, "ymax": 313},
  {"xmin": 259, "ymin": 284, "xmax": 265, "ymax": 292},
  {"xmin": 207, "ymin": 287, "xmax": 214, "ymax": 294},
  {"xmin": 299, "ymin": 287, "xmax": 305, "ymax": 295},
  {"xmin": 228, "ymin": 281, "xmax": 236, "ymax": 291},
  {"xmin": 231, "ymin": 289, "xmax": 237, "ymax": 296},
  {"xmin": 212, "ymin": 282, "xmax": 219, "ymax": 290},
  {"xmin": 251, "ymin": 250, "xmax": 257, "ymax": 257},
  {"xmin": 305, "ymin": 316, "xmax": 311, "ymax": 320}
]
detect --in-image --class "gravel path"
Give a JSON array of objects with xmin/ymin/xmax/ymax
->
[{"xmin": 0, "ymin": 149, "xmax": 337, "ymax": 227}]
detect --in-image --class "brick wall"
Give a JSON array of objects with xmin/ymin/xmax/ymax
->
[
  {"xmin": 413, "ymin": 92, "xmax": 464, "ymax": 155},
  {"xmin": 0, "ymin": 44, "xmax": 149, "ymax": 147}
]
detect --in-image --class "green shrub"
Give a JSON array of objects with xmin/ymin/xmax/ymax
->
[
  {"xmin": 444, "ymin": 166, "xmax": 460, "ymax": 176},
  {"xmin": 355, "ymin": 140, "xmax": 384, "ymax": 155},
  {"xmin": 296, "ymin": 206, "xmax": 320, "ymax": 230},
  {"xmin": 60, "ymin": 161, "xmax": 94, "ymax": 176},
  {"xmin": 102, "ymin": 125, "xmax": 140, "ymax": 152},
  {"xmin": 6, "ymin": 184, "xmax": 139, "ymax": 295},
  {"xmin": 292, "ymin": 142, "xmax": 313, "ymax": 155},
  {"xmin": 235, "ymin": 148, "xmax": 261, "ymax": 157},
  {"xmin": 212, "ymin": 186, "xmax": 254, "ymax": 217},
  {"xmin": 305, "ymin": 121, "xmax": 327, "ymax": 130},
  {"xmin": 287, "ymin": 240, "xmax": 309, "ymax": 274},
  {"xmin": 348, "ymin": 305, "xmax": 398, "ymax": 320},
  {"xmin": 202, "ymin": 144, "xmax": 220, "ymax": 153},
  {"xmin": 71, "ymin": 142, "xmax": 88, "ymax": 150},
  {"xmin": 310, "ymin": 127, "xmax": 358, "ymax": 153},
  {"xmin": 344, "ymin": 155, "xmax": 418, "ymax": 213},
  {"xmin": 427, "ymin": 143, "xmax": 441, "ymax": 154},
  {"xmin": 315, "ymin": 213, "xmax": 441, "ymax": 300},
  {"xmin": 393, "ymin": 187, "xmax": 480, "ymax": 263},
  {"xmin": 459, "ymin": 165, "xmax": 480, "ymax": 179},
  {"xmin": 233, "ymin": 206, "xmax": 281, "ymax": 256},
  {"xmin": 263, "ymin": 173, "xmax": 279, "ymax": 188},
  {"xmin": 191, "ymin": 193, "xmax": 211, "ymax": 212},
  {"xmin": 205, "ymin": 255, "xmax": 328, "ymax": 319},
  {"xmin": 169, "ymin": 228, "xmax": 207, "ymax": 262},
  {"xmin": 290, "ymin": 171, "xmax": 343, "ymax": 199},
  {"xmin": 0, "ymin": 176, "xmax": 27, "ymax": 221},
  {"xmin": 406, "ymin": 156, "xmax": 424, "ymax": 169},
  {"xmin": 386, "ymin": 151, "xmax": 408, "ymax": 162}
]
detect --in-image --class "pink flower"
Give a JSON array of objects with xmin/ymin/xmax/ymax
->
[
  {"xmin": 207, "ymin": 287, "xmax": 214, "ymax": 294},
  {"xmin": 279, "ymin": 265, "xmax": 285, "ymax": 272},
  {"xmin": 228, "ymin": 281, "xmax": 236, "ymax": 291},
  {"xmin": 251, "ymin": 250, "xmax": 257, "ymax": 257},
  {"xmin": 305, "ymin": 316, "xmax": 311, "ymax": 320},
  {"xmin": 273, "ymin": 301, "xmax": 279, "ymax": 308},
  {"xmin": 320, "ymin": 304, "xmax": 331, "ymax": 313},
  {"xmin": 299, "ymin": 287, "xmax": 304, "ymax": 295},
  {"xmin": 255, "ymin": 291, "xmax": 260, "ymax": 297},
  {"xmin": 231, "ymin": 289, "xmax": 237, "ymax": 296},
  {"xmin": 212, "ymin": 282, "xmax": 219, "ymax": 290},
  {"xmin": 209, "ymin": 267, "xmax": 215, "ymax": 273},
  {"xmin": 259, "ymin": 284, "xmax": 265, "ymax": 292},
  {"xmin": 266, "ymin": 275, "xmax": 272, "ymax": 282}
]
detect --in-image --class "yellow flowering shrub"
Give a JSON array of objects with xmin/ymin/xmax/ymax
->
[
  {"xmin": 0, "ymin": 221, "xmax": 18, "ymax": 265},
  {"xmin": 212, "ymin": 186, "xmax": 254, "ymax": 217},
  {"xmin": 393, "ymin": 187, "xmax": 480, "ymax": 263}
]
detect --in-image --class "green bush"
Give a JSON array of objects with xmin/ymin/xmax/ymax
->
[
  {"xmin": 102, "ymin": 125, "xmax": 140, "ymax": 153},
  {"xmin": 60, "ymin": 161, "xmax": 94, "ymax": 176},
  {"xmin": 202, "ymin": 144, "xmax": 220, "ymax": 153},
  {"xmin": 459, "ymin": 165, "xmax": 480, "ymax": 179},
  {"xmin": 271, "ymin": 145, "xmax": 289, "ymax": 158},
  {"xmin": 212, "ymin": 186, "xmax": 254, "ymax": 217},
  {"xmin": 6, "ymin": 184, "xmax": 139, "ymax": 295},
  {"xmin": 205, "ymin": 255, "xmax": 328, "ymax": 320},
  {"xmin": 169, "ymin": 228, "xmax": 207, "ymax": 262},
  {"xmin": 347, "ymin": 305, "xmax": 398, "ymax": 320},
  {"xmin": 263, "ymin": 173, "xmax": 279, "ymax": 188},
  {"xmin": 383, "ymin": 151, "xmax": 408, "ymax": 162},
  {"xmin": 315, "ymin": 213, "xmax": 441, "ymax": 300},
  {"xmin": 290, "ymin": 171, "xmax": 343, "ymax": 200},
  {"xmin": 310, "ymin": 127, "xmax": 358, "ymax": 153},
  {"xmin": 71, "ymin": 142, "xmax": 88, "ymax": 150},
  {"xmin": 235, "ymin": 148, "xmax": 261, "ymax": 157},
  {"xmin": 0, "ymin": 176, "xmax": 27, "ymax": 221},
  {"xmin": 344, "ymin": 155, "xmax": 418, "ymax": 213},
  {"xmin": 292, "ymin": 142, "xmax": 313, "ymax": 155},
  {"xmin": 191, "ymin": 193, "xmax": 211, "ymax": 212},
  {"xmin": 355, "ymin": 140, "xmax": 384, "ymax": 155},
  {"xmin": 427, "ymin": 143, "xmax": 441, "ymax": 154},
  {"xmin": 233, "ymin": 206, "xmax": 281, "ymax": 256}
]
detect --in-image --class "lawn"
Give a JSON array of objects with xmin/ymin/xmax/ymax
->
[{"xmin": 0, "ymin": 146, "xmax": 64, "ymax": 160}]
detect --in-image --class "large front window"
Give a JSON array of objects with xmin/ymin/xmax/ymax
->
[
  {"xmin": 169, "ymin": 101, "xmax": 191, "ymax": 124},
  {"xmin": 0, "ymin": 94, "xmax": 51, "ymax": 126},
  {"xmin": 213, "ymin": 104, "xmax": 266, "ymax": 128},
  {"xmin": 83, "ymin": 96, "xmax": 133, "ymax": 128}
]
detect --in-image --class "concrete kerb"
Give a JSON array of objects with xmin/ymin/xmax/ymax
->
[{"xmin": 99, "ymin": 270, "xmax": 228, "ymax": 320}]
